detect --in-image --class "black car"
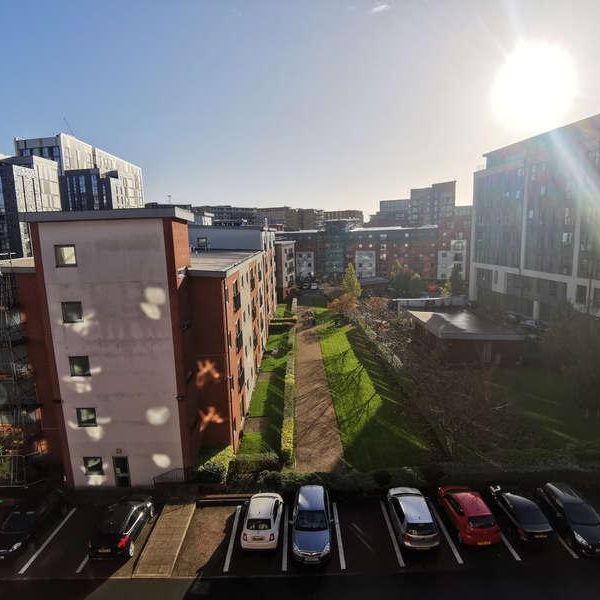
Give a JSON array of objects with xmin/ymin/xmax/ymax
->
[
  {"xmin": 89, "ymin": 495, "xmax": 154, "ymax": 560},
  {"xmin": 535, "ymin": 482, "xmax": 600, "ymax": 556},
  {"xmin": 488, "ymin": 485, "xmax": 553, "ymax": 542},
  {"xmin": 0, "ymin": 490, "xmax": 68, "ymax": 560}
]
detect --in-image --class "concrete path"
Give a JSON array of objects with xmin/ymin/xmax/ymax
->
[
  {"xmin": 295, "ymin": 308, "xmax": 344, "ymax": 472},
  {"xmin": 133, "ymin": 502, "xmax": 195, "ymax": 578}
]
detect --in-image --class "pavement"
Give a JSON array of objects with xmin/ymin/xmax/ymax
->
[
  {"xmin": 295, "ymin": 307, "xmax": 344, "ymax": 471},
  {"xmin": 134, "ymin": 502, "xmax": 195, "ymax": 578}
]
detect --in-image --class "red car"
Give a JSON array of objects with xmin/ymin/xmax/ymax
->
[{"xmin": 437, "ymin": 486, "xmax": 501, "ymax": 546}]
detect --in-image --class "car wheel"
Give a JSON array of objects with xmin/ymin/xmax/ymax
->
[{"xmin": 128, "ymin": 542, "xmax": 135, "ymax": 558}]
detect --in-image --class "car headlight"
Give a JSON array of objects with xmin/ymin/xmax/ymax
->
[
  {"xmin": 292, "ymin": 543, "xmax": 301, "ymax": 555},
  {"xmin": 322, "ymin": 542, "xmax": 330, "ymax": 555},
  {"xmin": 573, "ymin": 531, "xmax": 591, "ymax": 548},
  {"xmin": 10, "ymin": 542, "xmax": 22, "ymax": 552}
]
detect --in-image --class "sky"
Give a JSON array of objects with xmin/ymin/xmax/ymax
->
[{"xmin": 1, "ymin": 0, "xmax": 600, "ymax": 217}]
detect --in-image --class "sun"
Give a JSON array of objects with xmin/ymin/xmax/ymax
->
[{"xmin": 491, "ymin": 41, "xmax": 577, "ymax": 133}]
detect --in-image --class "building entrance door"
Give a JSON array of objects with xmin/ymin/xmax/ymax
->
[{"xmin": 112, "ymin": 456, "xmax": 131, "ymax": 487}]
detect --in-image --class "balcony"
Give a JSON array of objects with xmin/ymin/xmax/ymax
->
[
  {"xmin": 250, "ymin": 277, "xmax": 256, "ymax": 291},
  {"xmin": 236, "ymin": 332, "xmax": 243, "ymax": 352},
  {"xmin": 233, "ymin": 293, "xmax": 241, "ymax": 312},
  {"xmin": 237, "ymin": 369, "xmax": 245, "ymax": 391}
]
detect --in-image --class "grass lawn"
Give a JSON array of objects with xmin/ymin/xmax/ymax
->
[
  {"xmin": 319, "ymin": 317, "xmax": 441, "ymax": 471},
  {"xmin": 239, "ymin": 431, "xmax": 273, "ymax": 454},
  {"xmin": 493, "ymin": 367, "xmax": 599, "ymax": 448},
  {"xmin": 275, "ymin": 303, "xmax": 289, "ymax": 319}
]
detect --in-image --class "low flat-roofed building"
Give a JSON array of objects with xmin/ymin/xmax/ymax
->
[{"xmin": 408, "ymin": 309, "xmax": 525, "ymax": 366}]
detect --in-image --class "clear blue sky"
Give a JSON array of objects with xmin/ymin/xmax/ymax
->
[{"xmin": 1, "ymin": 1, "xmax": 600, "ymax": 216}]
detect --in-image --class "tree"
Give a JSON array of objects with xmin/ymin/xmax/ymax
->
[
  {"xmin": 342, "ymin": 263, "xmax": 362, "ymax": 299},
  {"xmin": 449, "ymin": 264, "xmax": 466, "ymax": 295},
  {"xmin": 389, "ymin": 261, "xmax": 413, "ymax": 297},
  {"xmin": 328, "ymin": 292, "xmax": 358, "ymax": 317},
  {"xmin": 408, "ymin": 273, "xmax": 425, "ymax": 296}
]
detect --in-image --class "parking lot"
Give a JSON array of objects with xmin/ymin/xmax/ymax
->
[{"xmin": 0, "ymin": 492, "xmax": 598, "ymax": 584}]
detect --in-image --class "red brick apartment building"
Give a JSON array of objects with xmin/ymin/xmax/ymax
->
[{"xmin": 0, "ymin": 208, "xmax": 276, "ymax": 488}]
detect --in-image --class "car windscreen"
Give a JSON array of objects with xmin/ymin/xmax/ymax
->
[
  {"xmin": 246, "ymin": 518, "xmax": 272, "ymax": 531},
  {"xmin": 1, "ymin": 511, "xmax": 35, "ymax": 533},
  {"xmin": 295, "ymin": 510, "xmax": 328, "ymax": 531},
  {"xmin": 468, "ymin": 515, "xmax": 496, "ymax": 529},
  {"xmin": 565, "ymin": 503, "xmax": 600, "ymax": 526}
]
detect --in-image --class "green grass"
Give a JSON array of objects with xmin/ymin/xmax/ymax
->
[
  {"xmin": 275, "ymin": 303, "xmax": 289, "ymax": 318},
  {"xmin": 259, "ymin": 330, "xmax": 291, "ymax": 371},
  {"xmin": 319, "ymin": 319, "xmax": 440, "ymax": 471},
  {"xmin": 239, "ymin": 432, "xmax": 273, "ymax": 454},
  {"xmin": 493, "ymin": 367, "xmax": 599, "ymax": 448}
]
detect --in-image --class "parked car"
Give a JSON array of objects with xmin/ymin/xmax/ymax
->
[
  {"xmin": 310, "ymin": 282, "xmax": 319, "ymax": 290},
  {"xmin": 488, "ymin": 485, "xmax": 553, "ymax": 542},
  {"xmin": 437, "ymin": 486, "xmax": 501, "ymax": 546},
  {"xmin": 241, "ymin": 493, "xmax": 284, "ymax": 551},
  {"xmin": 0, "ymin": 489, "xmax": 68, "ymax": 560},
  {"xmin": 291, "ymin": 485, "xmax": 333, "ymax": 565},
  {"xmin": 386, "ymin": 487, "xmax": 439, "ymax": 550},
  {"xmin": 535, "ymin": 482, "xmax": 600, "ymax": 556},
  {"xmin": 89, "ymin": 495, "xmax": 154, "ymax": 560}
]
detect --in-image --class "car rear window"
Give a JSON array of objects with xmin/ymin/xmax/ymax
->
[
  {"xmin": 99, "ymin": 505, "xmax": 130, "ymax": 534},
  {"xmin": 246, "ymin": 518, "xmax": 272, "ymax": 530},
  {"xmin": 407, "ymin": 522, "xmax": 437, "ymax": 535},
  {"xmin": 1, "ymin": 511, "xmax": 35, "ymax": 532},
  {"xmin": 468, "ymin": 515, "xmax": 496, "ymax": 529}
]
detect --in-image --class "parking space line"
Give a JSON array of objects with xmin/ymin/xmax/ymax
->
[
  {"xmin": 557, "ymin": 534, "xmax": 579, "ymax": 559},
  {"xmin": 223, "ymin": 505, "xmax": 241, "ymax": 574},
  {"xmin": 379, "ymin": 500, "xmax": 405, "ymax": 568},
  {"xmin": 75, "ymin": 554, "xmax": 89, "ymax": 574},
  {"xmin": 500, "ymin": 532, "xmax": 522, "ymax": 562},
  {"xmin": 428, "ymin": 502, "xmax": 464, "ymax": 566},
  {"xmin": 332, "ymin": 502, "xmax": 346, "ymax": 571},
  {"xmin": 18, "ymin": 507, "xmax": 77, "ymax": 575},
  {"xmin": 281, "ymin": 505, "xmax": 289, "ymax": 572}
]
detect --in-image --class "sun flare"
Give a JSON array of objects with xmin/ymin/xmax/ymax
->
[{"xmin": 491, "ymin": 41, "xmax": 577, "ymax": 133}]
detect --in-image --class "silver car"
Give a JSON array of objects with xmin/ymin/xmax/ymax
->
[
  {"xmin": 291, "ymin": 485, "xmax": 333, "ymax": 564},
  {"xmin": 386, "ymin": 487, "xmax": 440, "ymax": 550}
]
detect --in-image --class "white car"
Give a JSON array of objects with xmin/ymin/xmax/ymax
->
[{"xmin": 240, "ymin": 493, "xmax": 284, "ymax": 550}]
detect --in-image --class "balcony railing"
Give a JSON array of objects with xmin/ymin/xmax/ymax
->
[
  {"xmin": 236, "ymin": 332, "xmax": 243, "ymax": 352},
  {"xmin": 250, "ymin": 277, "xmax": 256, "ymax": 290},
  {"xmin": 238, "ymin": 370, "xmax": 245, "ymax": 390},
  {"xmin": 233, "ymin": 293, "xmax": 241, "ymax": 312}
]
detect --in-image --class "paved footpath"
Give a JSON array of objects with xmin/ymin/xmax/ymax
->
[
  {"xmin": 294, "ymin": 308, "xmax": 344, "ymax": 472},
  {"xmin": 133, "ymin": 502, "xmax": 195, "ymax": 578}
]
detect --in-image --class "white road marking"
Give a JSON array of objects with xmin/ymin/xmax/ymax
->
[
  {"xmin": 281, "ymin": 505, "xmax": 289, "ymax": 572},
  {"xmin": 332, "ymin": 502, "xmax": 346, "ymax": 571},
  {"xmin": 428, "ymin": 502, "xmax": 464, "ymax": 566},
  {"xmin": 557, "ymin": 534, "xmax": 579, "ymax": 559},
  {"xmin": 379, "ymin": 500, "xmax": 405, "ymax": 568},
  {"xmin": 75, "ymin": 554, "xmax": 89, "ymax": 574},
  {"xmin": 500, "ymin": 532, "xmax": 522, "ymax": 562},
  {"xmin": 18, "ymin": 507, "xmax": 77, "ymax": 575},
  {"xmin": 223, "ymin": 505, "xmax": 241, "ymax": 574}
]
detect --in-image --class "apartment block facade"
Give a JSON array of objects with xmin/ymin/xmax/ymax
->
[
  {"xmin": 14, "ymin": 133, "xmax": 144, "ymax": 210},
  {"xmin": 0, "ymin": 208, "xmax": 276, "ymax": 487},
  {"xmin": 274, "ymin": 240, "xmax": 296, "ymax": 301},
  {"xmin": 469, "ymin": 114, "xmax": 600, "ymax": 319},
  {"xmin": 195, "ymin": 205, "xmax": 258, "ymax": 227},
  {"xmin": 323, "ymin": 210, "xmax": 364, "ymax": 225}
]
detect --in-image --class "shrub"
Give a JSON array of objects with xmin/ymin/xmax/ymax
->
[
  {"xmin": 197, "ymin": 445, "xmax": 234, "ymax": 483},
  {"xmin": 257, "ymin": 470, "xmax": 283, "ymax": 490},
  {"xmin": 373, "ymin": 470, "xmax": 392, "ymax": 488},
  {"xmin": 280, "ymin": 417, "xmax": 294, "ymax": 466},
  {"xmin": 229, "ymin": 451, "xmax": 280, "ymax": 476},
  {"xmin": 280, "ymin": 344, "xmax": 296, "ymax": 466}
]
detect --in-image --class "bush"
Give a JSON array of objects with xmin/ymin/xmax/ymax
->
[
  {"xmin": 257, "ymin": 470, "xmax": 283, "ymax": 490},
  {"xmin": 229, "ymin": 451, "xmax": 280, "ymax": 476},
  {"xmin": 197, "ymin": 445, "xmax": 234, "ymax": 483},
  {"xmin": 280, "ymin": 417, "xmax": 294, "ymax": 466},
  {"xmin": 373, "ymin": 470, "xmax": 392, "ymax": 488},
  {"xmin": 280, "ymin": 341, "xmax": 296, "ymax": 466}
]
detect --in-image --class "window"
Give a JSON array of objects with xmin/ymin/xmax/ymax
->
[
  {"xmin": 593, "ymin": 288, "xmax": 600, "ymax": 308},
  {"xmin": 493, "ymin": 270, "xmax": 498, "ymax": 284},
  {"xmin": 55, "ymin": 244, "xmax": 77, "ymax": 267},
  {"xmin": 62, "ymin": 301, "xmax": 83, "ymax": 323},
  {"xmin": 195, "ymin": 237, "xmax": 208, "ymax": 251},
  {"xmin": 69, "ymin": 355, "xmax": 91, "ymax": 377},
  {"xmin": 83, "ymin": 456, "xmax": 103, "ymax": 475},
  {"xmin": 576, "ymin": 285, "xmax": 587, "ymax": 305},
  {"xmin": 77, "ymin": 408, "xmax": 97, "ymax": 427}
]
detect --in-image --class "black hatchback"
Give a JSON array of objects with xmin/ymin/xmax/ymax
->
[
  {"xmin": 89, "ymin": 495, "xmax": 154, "ymax": 560},
  {"xmin": 0, "ymin": 489, "xmax": 69, "ymax": 560}
]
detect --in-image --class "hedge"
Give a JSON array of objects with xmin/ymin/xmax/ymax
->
[
  {"xmin": 197, "ymin": 445, "xmax": 234, "ymax": 483},
  {"xmin": 228, "ymin": 451, "xmax": 280, "ymax": 476},
  {"xmin": 280, "ymin": 329, "xmax": 296, "ymax": 466}
]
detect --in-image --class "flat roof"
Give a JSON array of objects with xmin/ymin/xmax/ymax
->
[
  {"xmin": 20, "ymin": 207, "xmax": 194, "ymax": 224},
  {"xmin": 408, "ymin": 310, "xmax": 525, "ymax": 341},
  {"xmin": 276, "ymin": 229, "xmax": 319, "ymax": 235},
  {"xmin": 189, "ymin": 250, "xmax": 262, "ymax": 277},
  {"xmin": 352, "ymin": 224, "xmax": 438, "ymax": 232},
  {"xmin": 0, "ymin": 257, "xmax": 35, "ymax": 273}
]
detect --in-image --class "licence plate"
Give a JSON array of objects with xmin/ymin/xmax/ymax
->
[
  {"xmin": 534, "ymin": 534, "xmax": 547, "ymax": 539},
  {"xmin": 305, "ymin": 556, "xmax": 319, "ymax": 562},
  {"xmin": 98, "ymin": 548, "xmax": 111, "ymax": 554},
  {"xmin": 477, "ymin": 541, "xmax": 491, "ymax": 546},
  {"xmin": 252, "ymin": 537, "xmax": 264, "ymax": 541}
]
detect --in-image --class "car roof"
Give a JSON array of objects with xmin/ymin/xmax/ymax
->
[
  {"xmin": 297, "ymin": 485, "xmax": 325, "ymax": 511},
  {"xmin": 452, "ymin": 491, "xmax": 491, "ymax": 516},
  {"xmin": 247, "ymin": 494, "xmax": 279, "ymax": 519},
  {"xmin": 546, "ymin": 482, "xmax": 584, "ymax": 503},
  {"xmin": 389, "ymin": 487, "xmax": 422, "ymax": 497},
  {"xmin": 397, "ymin": 495, "xmax": 432, "ymax": 523}
]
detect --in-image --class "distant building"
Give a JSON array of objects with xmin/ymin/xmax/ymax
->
[
  {"xmin": 437, "ymin": 206, "xmax": 472, "ymax": 281},
  {"xmin": 297, "ymin": 208, "xmax": 323, "ymax": 231},
  {"xmin": 195, "ymin": 205, "xmax": 258, "ymax": 227},
  {"xmin": 0, "ymin": 155, "xmax": 62, "ymax": 257},
  {"xmin": 274, "ymin": 240, "xmax": 295, "ymax": 301},
  {"xmin": 470, "ymin": 114, "xmax": 600, "ymax": 320},
  {"xmin": 256, "ymin": 206, "xmax": 299, "ymax": 231},
  {"xmin": 14, "ymin": 133, "xmax": 144, "ymax": 210},
  {"xmin": 323, "ymin": 210, "xmax": 363, "ymax": 225}
]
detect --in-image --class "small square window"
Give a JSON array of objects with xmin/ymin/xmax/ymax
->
[
  {"xmin": 55, "ymin": 244, "xmax": 77, "ymax": 267},
  {"xmin": 69, "ymin": 355, "xmax": 91, "ymax": 377},
  {"xmin": 83, "ymin": 456, "xmax": 103, "ymax": 475},
  {"xmin": 77, "ymin": 408, "xmax": 97, "ymax": 427},
  {"xmin": 62, "ymin": 301, "xmax": 83, "ymax": 323}
]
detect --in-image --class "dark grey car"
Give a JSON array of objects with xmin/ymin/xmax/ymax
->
[{"xmin": 291, "ymin": 485, "xmax": 332, "ymax": 565}]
